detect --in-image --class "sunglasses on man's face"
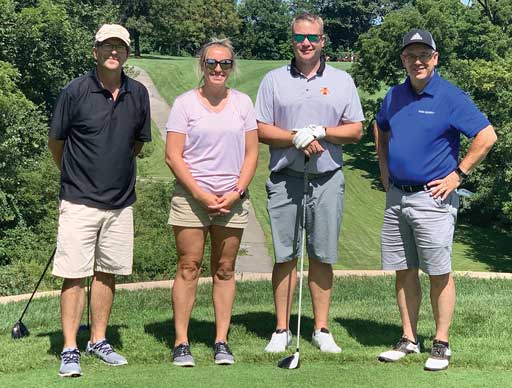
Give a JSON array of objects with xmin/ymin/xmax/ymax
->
[
  {"xmin": 292, "ymin": 34, "xmax": 322, "ymax": 43},
  {"xmin": 204, "ymin": 58, "xmax": 234, "ymax": 71}
]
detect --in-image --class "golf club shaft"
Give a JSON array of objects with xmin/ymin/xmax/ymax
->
[
  {"xmin": 87, "ymin": 276, "xmax": 91, "ymax": 329},
  {"xmin": 295, "ymin": 157, "xmax": 309, "ymax": 351},
  {"xmin": 18, "ymin": 247, "xmax": 56, "ymax": 322}
]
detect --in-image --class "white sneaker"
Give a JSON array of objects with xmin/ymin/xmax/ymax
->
[
  {"xmin": 311, "ymin": 328, "xmax": 342, "ymax": 353},
  {"xmin": 264, "ymin": 330, "xmax": 292, "ymax": 353},
  {"xmin": 424, "ymin": 340, "xmax": 451, "ymax": 371},
  {"xmin": 378, "ymin": 337, "xmax": 420, "ymax": 362}
]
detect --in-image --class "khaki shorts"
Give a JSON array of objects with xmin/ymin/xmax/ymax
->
[
  {"xmin": 52, "ymin": 200, "xmax": 134, "ymax": 278},
  {"xmin": 168, "ymin": 184, "xmax": 250, "ymax": 229}
]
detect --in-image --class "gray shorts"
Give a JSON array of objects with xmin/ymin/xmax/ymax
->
[
  {"xmin": 381, "ymin": 185, "xmax": 459, "ymax": 275},
  {"xmin": 266, "ymin": 168, "xmax": 344, "ymax": 264}
]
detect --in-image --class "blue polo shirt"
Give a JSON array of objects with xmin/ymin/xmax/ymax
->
[{"xmin": 376, "ymin": 72, "xmax": 489, "ymax": 185}]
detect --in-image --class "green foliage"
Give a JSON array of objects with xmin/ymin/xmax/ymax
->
[
  {"xmin": 128, "ymin": 180, "xmax": 178, "ymax": 282},
  {"xmin": 149, "ymin": 0, "xmax": 240, "ymax": 56},
  {"xmin": 236, "ymin": 0, "xmax": 293, "ymax": 59},
  {"xmin": 444, "ymin": 57, "xmax": 512, "ymax": 226},
  {"xmin": 352, "ymin": 0, "xmax": 511, "ymax": 93},
  {"xmin": 12, "ymin": 0, "xmax": 94, "ymax": 111},
  {"xmin": 0, "ymin": 61, "xmax": 48, "ymax": 232}
]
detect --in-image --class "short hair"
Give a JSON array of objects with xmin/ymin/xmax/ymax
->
[
  {"xmin": 291, "ymin": 12, "xmax": 324, "ymax": 34},
  {"xmin": 197, "ymin": 37, "xmax": 236, "ymax": 77}
]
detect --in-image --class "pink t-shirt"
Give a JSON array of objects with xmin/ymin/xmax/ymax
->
[{"xmin": 166, "ymin": 89, "xmax": 257, "ymax": 195}]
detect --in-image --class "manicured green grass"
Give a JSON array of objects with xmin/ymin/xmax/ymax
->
[
  {"xmin": 129, "ymin": 55, "xmax": 512, "ymax": 272},
  {"xmin": 2, "ymin": 277, "xmax": 512, "ymax": 387}
]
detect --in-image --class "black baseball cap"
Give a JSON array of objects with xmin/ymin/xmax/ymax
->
[{"xmin": 401, "ymin": 29, "xmax": 436, "ymax": 51}]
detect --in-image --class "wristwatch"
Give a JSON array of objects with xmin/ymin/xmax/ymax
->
[
  {"xmin": 455, "ymin": 167, "xmax": 468, "ymax": 181},
  {"xmin": 233, "ymin": 187, "xmax": 246, "ymax": 199}
]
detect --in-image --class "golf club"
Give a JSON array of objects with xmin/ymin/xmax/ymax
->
[
  {"xmin": 278, "ymin": 157, "xmax": 309, "ymax": 369},
  {"xmin": 12, "ymin": 247, "xmax": 56, "ymax": 339}
]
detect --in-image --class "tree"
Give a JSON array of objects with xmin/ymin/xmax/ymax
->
[
  {"xmin": 352, "ymin": 0, "xmax": 511, "ymax": 93},
  {"xmin": 444, "ymin": 57, "xmax": 512, "ymax": 226},
  {"xmin": 237, "ymin": 0, "xmax": 292, "ymax": 59},
  {"xmin": 115, "ymin": 0, "xmax": 152, "ymax": 57},
  {"xmin": 149, "ymin": 0, "xmax": 240, "ymax": 56},
  {"xmin": 317, "ymin": 0, "xmax": 411, "ymax": 53},
  {"xmin": 0, "ymin": 0, "xmax": 94, "ymax": 111}
]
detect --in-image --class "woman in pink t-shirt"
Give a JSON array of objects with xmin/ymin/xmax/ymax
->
[{"xmin": 165, "ymin": 38, "xmax": 258, "ymax": 367}]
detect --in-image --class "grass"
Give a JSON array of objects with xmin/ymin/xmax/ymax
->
[
  {"xmin": 2, "ymin": 277, "xmax": 512, "ymax": 387},
  {"xmin": 129, "ymin": 55, "xmax": 512, "ymax": 272}
]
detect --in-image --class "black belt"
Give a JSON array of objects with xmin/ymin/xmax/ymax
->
[
  {"xmin": 392, "ymin": 182, "xmax": 428, "ymax": 193},
  {"xmin": 277, "ymin": 167, "xmax": 341, "ymax": 179}
]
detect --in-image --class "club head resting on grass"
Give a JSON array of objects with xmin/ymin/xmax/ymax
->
[
  {"xmin": 277, "ymin": 351, "xmax": 300, "ymax": 369},
  {"xmin": 12, "ymin": 321, "xmax": 29, "ymax": 339}
]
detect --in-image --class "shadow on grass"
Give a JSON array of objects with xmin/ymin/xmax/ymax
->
[
  {"xmin": 144, "ymin": 312, "xmax": 318, "ymax": 348},
  {"xmin": 335, "ymin": 317, "xmax": 428, "ymax": 348},
  {"xmin": 343, "ymin": 130, "xmax": 382, "ymax": 191},
  {"xmin": 454, "ymin": 222, "xmax": 512, "ymax": 272},
  {"xmin": 232, "ymin": 311, "xmax": 317, "ymax": 342},
  {"xmin": 144, "ymin": 318, "xmax": 215, "ymax": 349},
  {"xmin": 37, "ymin": 324, "xmax": 127, "ymax": 355}
]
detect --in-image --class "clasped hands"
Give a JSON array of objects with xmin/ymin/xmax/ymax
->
[
  {"xmin": 292, "ymin": 124, "xmax": 326, "ymax": 156},
  {"xmin": 197, "ymin": 191, "xmax": 240, "ymax": 216}
]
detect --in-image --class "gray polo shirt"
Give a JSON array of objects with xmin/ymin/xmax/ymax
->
[{"xmin": 255, "ymin": 59, "xmax": 364, "ymax": 174}]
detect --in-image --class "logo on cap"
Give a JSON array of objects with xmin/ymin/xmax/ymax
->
[{"xmin": 410, "ymin": 33, "xmax": 423, "ymax": 41}]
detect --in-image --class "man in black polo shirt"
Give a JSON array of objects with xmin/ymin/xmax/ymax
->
[{"xmin": 48, "ymin": 24, "xmax": 151, "ymax": 377}]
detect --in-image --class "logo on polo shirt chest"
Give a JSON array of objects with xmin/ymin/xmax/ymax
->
[
  {"xmin": 418, "ymin": 110, "xmax": 435, "ymax": 115},
  {"xmin": 320, "ymin": 87, "xmax": 329, "ymax": 95}
]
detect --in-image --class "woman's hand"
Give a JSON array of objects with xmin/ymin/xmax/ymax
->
[{"xmin": 208, "ymin": 191, "xmax": 240, "ymax": 214}]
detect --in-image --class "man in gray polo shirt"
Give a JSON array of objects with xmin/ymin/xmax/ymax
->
[{"xmin": 255, "ymin": 12, "xmax": 364, "ymax": 353}]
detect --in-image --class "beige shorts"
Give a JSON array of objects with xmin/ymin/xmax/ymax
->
[
  {"xmin": 168, "ymin": 184, "xmax": 250, "ymax": 229},
  {"xmin": 52, "ymin": 200, "xmax": 134, "ymax": 278}
]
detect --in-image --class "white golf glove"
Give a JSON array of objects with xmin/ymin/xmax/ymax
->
[
  {"xmin": 308, "ymin": 124, "xmax": 326, "ymax": 140},
  {"xmin": 292, "ymin": 127, "xmax": 315, "ymax": 149}
]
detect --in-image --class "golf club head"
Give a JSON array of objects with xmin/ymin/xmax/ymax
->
[
  {"xmin": 277, "ymin": 351, "xmax": 300, "ymax": 369},
  {"xmin": 11, "ymin": 321, "xmax": 30, "ymax": 339}
]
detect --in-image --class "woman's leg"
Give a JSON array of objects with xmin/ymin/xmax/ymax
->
[
  {"xmin": 172, "ymin": 226, "xmax": 208, "ymax": 346},
  {"xmin": 209, "ymin": 225, "xmax": 243, "ymax": 343}
]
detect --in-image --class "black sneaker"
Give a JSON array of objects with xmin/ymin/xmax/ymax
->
[
  {"xmin": 424, "ymin": 340, "xmax": 451, "ymax": 371},
  {"xmin": 172, "ymin": 343, "xmax": 195, "ymax": 367},
  {"xmin": 214, "ymin": 342, "xmax": 234, "ymax": 365}
]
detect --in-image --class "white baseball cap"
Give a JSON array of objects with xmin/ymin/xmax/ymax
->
[{"xmin": 95, "ymin": 24, "xmax": 131, "ymax": 48}]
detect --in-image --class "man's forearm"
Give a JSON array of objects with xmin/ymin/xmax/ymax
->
[
  {"xmin": 324, "ymin": 121, "xmax": 363, "ymax": 145},
  {"xmin": 458, "ymin": 125, "xmax": 497, "ymax": 174},
  {"xmin": 257, "ymin": 121, "xmax": 294, "ymax": 148},
  {"xmin": 48, "ymin": 138, "xmax": 64, "ymax": 171}
]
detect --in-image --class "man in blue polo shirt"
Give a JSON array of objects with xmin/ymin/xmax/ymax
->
[
  {"xmin": 48, "ymin": 24, "xmax": 151, "ymax": 377},
  {"xmin": 256, "ymin": 12, "xmax": 364, "ymax": 354},
  {"xmin": 375, "ymin": 29, "xmax": 496, "ymax": 371}
]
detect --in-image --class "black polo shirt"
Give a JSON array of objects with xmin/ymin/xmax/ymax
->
[{"xmin": 49, "ymin": 68, "xmax": 151, "ymax": 209}]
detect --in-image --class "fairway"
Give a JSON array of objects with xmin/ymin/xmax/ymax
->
[
  {"xmin": 129, "ymin": 55, "xmax": 512, "ymax": 272},
  {"xmin": 2, "ymin": 277, "xmax": 512, "ymax": 387}
]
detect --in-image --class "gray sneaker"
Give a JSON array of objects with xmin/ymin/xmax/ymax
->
[
  {"xmin": 59, "ymin": 347, "xmax": 82, "ymax": 377},
  {"xmin": 214, "ymin": 342, "xmax": 234, "ymax": 365},
  {"xmin": 86, "ymin": 339, "xmax": 128, "ymax": 366},
  {"xmin": 172, "ymin": 343, "xmax": 195, "ymax": 367}
]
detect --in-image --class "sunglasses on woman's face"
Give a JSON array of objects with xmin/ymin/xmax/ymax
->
[{"xmin": 204, "ymin": 58, "xmax": 234, "ymax": 71}]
